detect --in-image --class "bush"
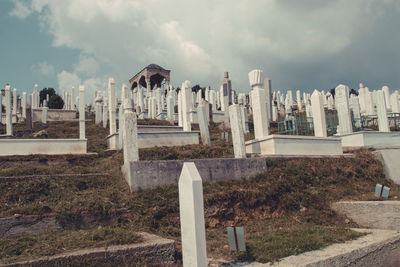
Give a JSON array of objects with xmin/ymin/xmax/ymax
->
[{"xmin": 48, "ymin": 94, "xmax": 64, "ymax": 109}]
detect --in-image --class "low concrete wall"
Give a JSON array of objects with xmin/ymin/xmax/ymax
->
[
  {"xmin": 122, "ymin": 157, "xmax": 267, "ymax": 191},
  {"xmin": 138, "ymin": 125, "xmax": 183, "ymax": 133},
  {"xmin": 107, "ymin": 131, "xmax": 199, "ymax": 150},
  {"xmin": 373, "ymin": 148, "xmax": 400, "ymax": 184},
  {"xmin": 32, "ymin": 109, "xmax": 76, "ymax": 122},
  {"xmin": 245, "ymin": 135, "xmax": 343, "ymax": 156},
  {"xmin": 0, "ymin": 139, "xmax": 87, "ymax": 156},
  {"xmin": 331, "ymin": 201, "xmax": 400, "ymax": 231},
  {"xmin": 259, "ymin": 229, "xmax": 400, "ymax": 267},
  {"xmin": 4, "ymin": 232, "xmax": 176, "ymax": 267},
  {"xmin": 339, "ymin": 131, "xmax": 400, "ymax": 148}
]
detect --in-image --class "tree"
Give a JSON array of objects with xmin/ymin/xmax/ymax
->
[
  {"xmin": 329, "ymin": 88, "xmax": 335, "ymax": 98},
  {"xmin": 40, "ymin": 88, "xmax": 56, "ymax": 106},
  {"xmin": 349, "ymin": 88, "xmax": 358, "ymax": 96},
  {"xmin": 48, "ymin": 94, "xmax": 64, "ymax": 109}
]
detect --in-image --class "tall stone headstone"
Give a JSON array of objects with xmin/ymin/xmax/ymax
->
[
  {"xmin": 0, "ymin": 92, "xmax": 2, "ymax": 124},
  {"xmin": 12, "ymin": 88, "xmax": 17, "ymax": 116},
  {"xmin": 223, "ymin": 72, "xmax": 232, "ymax": 106},
  {"xmin": 42, "ymin": 101, "xmax": 48, "ymax": 128},
  {"xmin": 5, "ymin": 85, "xmax": 13, "ymax": 135},
  {"xmin": 375, "ymin": 90, "xmax": 390, "ymax": 132},
  {"xmin": 95, "ymin": 93, "xmax": 103, "ymax": 125},
  {"xmin": 178, "ymin": 91, "xmax": 183, "ymax": 127},
  {"xmin": 296, "ymin": 89, "xmax": 303, "ymax": 111},
  {"xmin": 390, "ymin": 92, "xmax": 400, "ymax": 113},
  {"xmin": 79, "ymin": 86, "xmax": 86, "ymax": 139},
  {"xmin": 249, "ymin": 70, "xmax": 269, "ymax": 139},
  {"xmin": 167, "ymin": 95, "xmax": 174, "ymax": 124},
  {"xmin": 181, "ymin": 81, "xmax": 192, "ymax": 131},
  {"xmin": 241, "ymin": 106, "xmax": 250, "ymax": 134},
  {"xmin": 179, "ymin": 163, "xmax": 208, "ymax": 267},
  {"xmin": 382, "ymin": 86, "xmax": 391, "ymax": 111},
  {"xmin": 22, "ymin": 92, "xmax": 27, "ymax": 119},
  {"xmin": 122, "ymin": 99, "xmax": 139, "ymax": 165},
  {"xmin": 197, "ymin": 104, "xmax": 211, "ymax": 146},
  {"xmin": 335, "ymin": 84, "xmax": 353, "ymax": 135},
  {"xmin": 26, "ymin": 107, "xmax": 32, "ymax": 131},
  {"xmin": 118, "ymin": 102, "xmax": 124, "ymax": 149},
  {"xmin": 311, "ymin": 90, "xmax": 327, "ymax": 137},
  {"xmin": 103, "ymin": 98, "xmax": 108, "ymax": 128},
  {"xmin": 350, "ymin": 95, "xmax": 362, "ymax": 129},
  {"xmin": 108, "ymin": 78, "xmax": 117, "ymax": 135},
  {"xmin": 229, "ymin": 104, "xmax": 246, "ymax": 158},
  {"xmin": 264, "ymin": 78, "xmax": 272, "ymax": 118}
]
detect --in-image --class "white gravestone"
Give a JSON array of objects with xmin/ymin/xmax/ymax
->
[
  {"xmin": 350, "ymin": 95, "xmax": 362, "ymax": 129},
  {"xmin": 79, "ymin": 86, "xmax": 85, "ymax": 139},
  {"xmin": 22, "ymin": 92, "xmax": 27, "ymax": 119},
  {"xmin": 5, "ymin": 85, "xmax": 13, "ymax": 135},
  {"xmin": 374, "ymin": 90, "xmax": 390, "ymax": 132},
  {"xmin": 249, "ymin": 70, "xmax": 269, "ymax": 139},
  {"xmin": 181, "ymin": 81, "xmax": 192, "ymax": 131},
  {"xmin": 229, "ymin": 104, "xmax": 246, "ymax": 158},
  {"xmin": 122, "ymin": 99, "xmax": 139, "ymax": 164},
  {"xmin": 197, "ymin": 104, "xmax": 211, "ymax": 145},
  {"xmin": 108, "ymin": 78, "xmax": 117, "ymax": 135},
  {"xmin": 311, "ymin": 90, "xmax": 327, "ymax": 137},
  {"xmin": 103, "ymin": 99, "xmax": 108, "ymax": 128},
  {"xmin": 335, "ymin": 84, "xmax": 353, "ymax": 135},
  {"xmin": 179, "ymin": 162, "xmax": 208, "ymax": 267}
]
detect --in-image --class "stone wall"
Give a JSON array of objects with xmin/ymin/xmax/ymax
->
[
  {"xmin": 123, "ymin": 157, "xmax": 267, "ymax": 191},
  {"xmin": 32, "ymin": 109, "xmax": 76, "ymax": 122}
]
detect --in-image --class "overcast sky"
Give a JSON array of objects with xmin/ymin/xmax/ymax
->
[{"xmin": 1, "ymin": 0, "xmax": 400, "ymax": 102}]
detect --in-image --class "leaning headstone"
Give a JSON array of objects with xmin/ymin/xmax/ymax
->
[
  {"xmin": 229, "ymin": 104, "xmax": 246, "ymax": 158},
  {"xmin": 374, "ymin": 90, "xmax": 390, "ymax": 132},
  {"xmin": 197, "ymin": 104, "xmax": 211, "ymax": 145},
  {"xmin": 122, "ymin": 99, "xmax": 139, "ymax": 165},
  {"xmin": 311, "ymin": 90, "xmax": 327, "ymax": 137},
  {"xmin": 179, "ymin": 162, "xmax": 207, "ymax": 267},
  {"xmin": 5, "ymin": 85, "xmax": 13, "ymax": 136},
  {"xmin": 335, "ymin": 84, "xmax": 353, "ymax": 135}
]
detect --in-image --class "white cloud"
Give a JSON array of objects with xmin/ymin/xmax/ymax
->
[
  {"xmin": 31, "ymin": 61, "xmax": 55, "ymax": 76},
  {"xmin": 10, "ymin": 0, "xmax": 400, "ymax": 93},
  {"xmin": 73, "ymin": 55, "xmax": 100, "ymax": 76},
  {"xmin": 9, "ymin": 0, "xmax": 32, "ymax": 19}
]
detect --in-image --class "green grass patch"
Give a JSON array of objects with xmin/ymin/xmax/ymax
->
[{"xmin": 0, "ymin": 226, "xmax": 142, "ymax": 264}]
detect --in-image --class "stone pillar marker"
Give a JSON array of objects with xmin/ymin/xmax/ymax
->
[
  {"xmin": 178, "ymin": 91, "xmax": 183, "ymax": 127},
  {"xmin": 390, "ymin": 92, "xmax": 400, "ymax": 113},
  {"xmin": 118, "ymin": 101, "xmax": 124, "ymax": 149},
  {"xmin": 335, "ymin": 84, "xmax": 353, "ymax": 135},
  {"xmin": 311, "ymin": 89, "xmax": 327, "ymax": 137},
  {"xmin": 197, "ymin": 104, "xmax": 211, "ymax": 145},
  {"xmin": 122, "ymin": 98, "xmax": 139, "ymax": 165},
  {"xmin": 179, "ymin": 162, "xmax": 207, "ymax": 267},
  {"xmin": 103, "ymin": 98, "xmax": 108, "ymax": 128},
  {"xmin": 249, "ymin": 69, "xmax": 269, "ymax": 139},
  {"xmin": 12, "ymin": 88, "xmax": 17, "ymax": 116},
  {"xmin": 375, "ymin": 90, "xmax": 390, "ymax": 132},
  {"xmin": 42, "ymin": 100, "xmax": 48, "ymax": 128},
  {"xmin": 79, "ymin": 85, "xmax": 85, "ymax": 139},
  {"xmin": 108, "ymin": 78, "xmax": 117, "ymax": 135},
  {"xmin": 229, "ymin": 104, "xmax": 246, "ymax": 158},
  {"xmin": 22, "ymin": 92, "xmax": 27, "ymax": 119},
  {"xmin": 167, "ymin": 95, "xmax": 174, "ymax": 124},
  {"xmin": 0, "ymin": 91, "xmax": 2, "ymax": 124},
  {"xmin": 5, "ymin": 85, "xmax": 13, "ymax": 135},
  {"xmin": 241, "ymin": 106, "xmax": 250, "ymax": 134},
  {"xmin": 181, "ymin": 81, "xmax": 192, "ymax": 131},
  {"xmin": 350, "ymin": 95, "xmax": 362, "ymax": 129},
  {"xmin": 95, "ymin": 92, "xmax": 103, "ymax": 125}
]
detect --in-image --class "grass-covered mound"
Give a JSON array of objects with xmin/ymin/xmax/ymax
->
[{"xmin": 1, "ymin": 149, "xmax": 398, "ymax": 264}]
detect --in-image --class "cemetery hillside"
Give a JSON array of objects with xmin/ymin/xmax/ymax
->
[{"xmin": 1, "ymin": 113, "xmax": 400, "ymax": 265}]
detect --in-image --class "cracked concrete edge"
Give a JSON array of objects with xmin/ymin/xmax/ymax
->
[
  {"xmin": 242, "ymin": 228, "xmax": 400, "ymax": 267},
  {"xmin": 1, "ymin": 232, "xmax": 176, "ymax": 266}
]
